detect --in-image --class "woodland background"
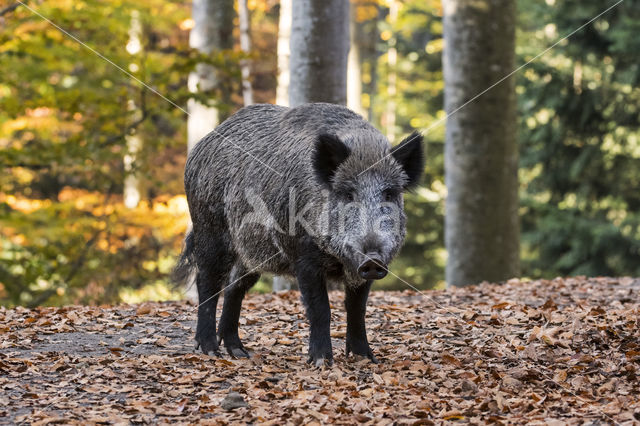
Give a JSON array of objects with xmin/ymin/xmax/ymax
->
[{"xmin": 1, "ymin": 0, "xmax": 639, "ymax": 307}]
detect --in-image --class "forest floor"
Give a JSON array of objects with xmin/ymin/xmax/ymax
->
[{"xmin": 1, "ymin": 277, "xmax": 639, "ymax": 424}]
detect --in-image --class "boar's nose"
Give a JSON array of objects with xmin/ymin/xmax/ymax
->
[{"xmin": 357, "ymin": 253, "xmax": 388, "ymax": 280}]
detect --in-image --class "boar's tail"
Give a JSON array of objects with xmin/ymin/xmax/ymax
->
[{"xmin": 172, "ymin": 231, "xmax": 197, "ymax": 286}]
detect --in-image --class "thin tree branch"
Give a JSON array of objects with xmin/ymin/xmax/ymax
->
[
  {"xmin": 3, "ymin": 163, "xmax": 51, "ymax": 170},
  {"xmin": 63, "ymin": 187, "xmax": 116, "ymax": 286},
  {"xmin": 99, "ymin": 86, "xmax": 148, "ymax": 148},
  {"xmin": 0, "ymin": 2, "xmax": 21, "ymax": 17},
  {"xmin": 98, "ymin": 110, "xmax": 147, "ymax": 147},
  {"xmin": 27, "ymin": 288, "xmax": 57, "ymax": 308}
]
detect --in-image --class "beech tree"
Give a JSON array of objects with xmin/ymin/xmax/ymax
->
[
  {"xmin": 275, "ymin": 0, "xmax": 292, "ymax": 106},
  {"xmin": 289, "ymin": 0, "xmax": 350, "ymax": 106},
  {"xmin": 238, "ymin": 0, "xmax": 253, "ymax": 105},
  {"xmin": 347, "ymin": 0, "xmax": 365, "ymax": 118},
  {"xmin": 187, "ymin": 0, "xmax": 234, "ymax": 151},
  {"xmin": 442, "ymin": 0, "xmax": 520, "ymax": 287},
  {"xmin": 124, "ymin": 10, "xmax": 144, "ymax": 209},
  {"xmin": 274, "ymin": 0, "xmax": 349, "ymax": 291}
]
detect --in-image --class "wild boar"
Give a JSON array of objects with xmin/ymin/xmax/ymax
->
[{"xmin": 175, "ymin": 103, "xmax": 423, "ymax": 365}]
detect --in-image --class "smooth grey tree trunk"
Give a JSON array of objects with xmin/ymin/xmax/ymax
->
[
  {"xmin": 273, "ymin": 0, "xmax": 293, "ymax": 292},
  {"xmin": 275, "ymin": 0, "xmax": 292, "ymax": 106},
  {"xmin": 289, "ymin": 0, "xmax": 349, "ymax": 107},
  {"xmin": 238, "ymin": 0, "xmax": 253, "ymax": 105},
  {"xmin": 185, "ymin": 0, "xmax": 235, "ymax": 301},
  {"xmin": 124, "ymin": 10, "xmax": 143, "ymax": 209},
  {"xmin": 443, "ymin": 0, "xmax": 520, "ymax": 287},
  {"xmin": 187, "ymin": 0, "xmax": 235, "ymax": 151},
  {"xmin": 278, "ymin": 0, "xmax": 348, "ymax": 291},
  {"xmin": 347, "ymin": 1, "xmax": 365, "ymax": 118},
  {"xmin": 273, "ymin": 0, "xmax": 294, "ymax": 292},
  {"xmin": 367, "ymin": 5, "xmax": 381, "ymax": 123},
  {"xmin": 384, "ymin": 0, "xmax": 398, "ymax": 141}
]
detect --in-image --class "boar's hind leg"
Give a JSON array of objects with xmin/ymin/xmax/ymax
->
[
  {"xmin": 217, "ymin": 264, "xmax": 259, "ymax": 358},
  {"xmin": 345, "ymin": 281, "xmax": 377, "ymax": 363},
  {"xmin": 194, "ymin": 236, "xmax": 234, "ymax": 356},
  {"xmin": 297, "ymin": 255, "xmax": 333, "ymax": 367}
]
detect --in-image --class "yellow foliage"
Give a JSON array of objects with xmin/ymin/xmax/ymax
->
[
  {"xmin": 2, "ymin": 117, "xmax": 28, "ymax": 133},
  {"xmin": 425, "ymin": 38, "xmax": 443, "ymax": 55},
  {"xmin": 26, "ymin": 107, "xmax": 53, "ymax": 118},
  {"xmin": 11, "ymin": 234, "xmax": 26, "ymax": 245},
  {"xmin": 179, "ymin": 18, "xmax": 195, "ymax": 31},
  {"xmin": 248, "ymin": 0, "xmax": 262, "ymax": 12},
  {"xmin": 0, "ymin": 194, "xmax": 51, "ymax": 213},
  {"xmin": 97, "ymin": 239, "xmax": 109, "ymax": 251},
  {"xmin": 119, "ymin": 281, "xmax": 183, "ymax": 304},
  {"xmin": 13, "ymin": 20, "xmax": 50, "ymax": 37},
  {"xmin": 2, "ymin": 113, "xmax": 81, "ymax": 136},
  {"xmin": 354, "ymin": 0, "xmax": 379, "ymax": 22},
  {"xmin": 3, "ymin": 188, "xmax": 189, "ymax": 255}
]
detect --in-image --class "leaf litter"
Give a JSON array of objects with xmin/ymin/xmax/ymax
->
[{"xmin": 1, "ymin": 277, "xmax": 639, "ymax": 424}]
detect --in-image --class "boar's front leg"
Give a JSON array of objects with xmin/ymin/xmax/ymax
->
[
  {"xmin": 296, "ymin": 254, "xmax": 333, "ymax": 367},
  {"xmin": 345, "ymin": 280, "xmax": 377, "ymax": 363}
]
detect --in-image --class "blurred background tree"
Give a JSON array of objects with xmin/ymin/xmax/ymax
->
[
  {"xmin": 517, "ymin": 0, "xmax": 640, "ymax": 279},
  {"xmin": 442, "ymin": 0, "xmax": 520, "ymax": 288},
  {"xmin": 1, "ymin": 0, "xmax": 638, "ymax": 306},
  {"xmin": 1, "ymin": 0, "xmax": 210, "ymax": 305}
]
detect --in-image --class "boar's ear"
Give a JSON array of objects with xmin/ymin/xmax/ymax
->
[
  {"xmin": 312, "ymin": 134, "xmax": 351, "ymax": 187},
  {"xmin": 391, "ymin": 131, "xmax": 424, "ymax": 190}
]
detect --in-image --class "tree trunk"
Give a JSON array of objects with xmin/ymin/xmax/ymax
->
[
  {"xmin": 443, "ymin": 0, "xmax": 520, "ymax": 287},
  {"xmin": 238, "ymin": 0, "xmax": 253, "ymax": 105},
  {"xmin": 184, "ymin": 0, "xmax": 235, "ymax": 301},
  {"xmin": 124, "ymin": 10, "xmax": 143, "ymax": 209},
  {"xmin": 289, "ymin": 0, "xmax": 350, "ymax": 107},
  {"xmin": 272, "ymin": 0, "xmax": 294, "ymax": 290},
  {"xmin": 384, "ymin": 0, "xmax": 398, "ymax": 142},
  {"xmin": 279, "ymin": 0, "xmax": 348, "ymax": 291},
  {"xmin": 272, "ymin": 275, "xmax": 296, "ymax": 292},
  {"xmin": 347, "ymin": 0, "xmax": 365, "ymax": 118},
  {"xmin": 367, "ymin": 4, "xmax": 381, "ymax": 124},
  {"xmin": 187, "ymin": 0, "xmax": 235, "ymax": 151},
  {"xmin": 275, "ymin": 0, "xmax": 292, "ymax": 106}
]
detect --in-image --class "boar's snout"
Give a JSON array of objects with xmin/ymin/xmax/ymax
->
[{"xmin": 357, "ymin": 253, "xmax": 388, "ymax": 280}]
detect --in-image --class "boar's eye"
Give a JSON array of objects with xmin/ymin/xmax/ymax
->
[
  {"xmin": 382, "ymin": 189, "xmax": 397, "ymax": 202},
  {"xmin": 336, "ymin": 189, "xmax": 355, "ymax": 202}
]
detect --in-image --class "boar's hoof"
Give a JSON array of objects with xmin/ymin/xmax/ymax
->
[
  {"xmin": 195, "ymin": 338, "xmax": 220, "ymax": 356},
  {"xmin": 346, "ymin": 342, "xmax": 378, "ymax": 363},
  {"xmin": 227, "ymin": 345, "xmax": 250, "ymax": 358},
  {"xmin": 307, "ymin": 345, "xmax": 334, "ymax": 367},
  {"xmin": 307, "ymin": 354, "xmax": 333, "ymax": 367},
  {"xmin": 217, "ymin": 333, "xmax": 250, "ymax": 358},
  {"xmin": 308, "ymin": 355, "xmax": 334, "ymax": 368},
  {"xmin": 349, "ymin": 352, "xmax": 378, "ymax": 364}
]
